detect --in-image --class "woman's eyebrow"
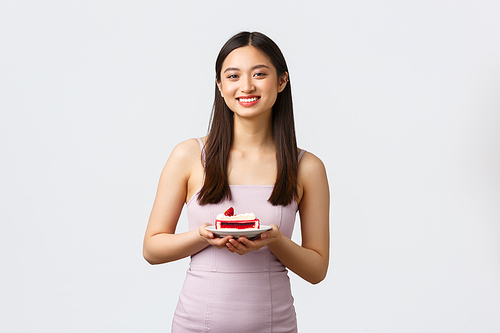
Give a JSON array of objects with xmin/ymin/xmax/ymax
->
[
  {"xmin": 223, "ymin": 64, "xmax": 270, "ymax": 73},
  {"xmin": 252, "ymin": 64, "xmax": 270, "ymax": 70},
  {"xmin": 223, "ymin": 67, "xmax": 240, "ymax": 73}
]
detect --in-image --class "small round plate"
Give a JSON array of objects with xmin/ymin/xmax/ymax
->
[{"xmin": 205, "ymin": 225, "xmax": 272, "ymax": 239}]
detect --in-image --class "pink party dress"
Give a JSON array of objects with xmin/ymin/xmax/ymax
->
[{"xmin": 171, "ymin": 138, "xmax": 305, "ymax": 332}]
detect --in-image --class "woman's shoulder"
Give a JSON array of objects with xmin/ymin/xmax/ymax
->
[
  {"xmin": 298, "ymin": 149, "xmax": 325, "ymax": 168},
  {"xmin": 297, "ymin": 150, "xmax": 327, "ymax": 182},
  {"xmin": 165, "ymin": 137, "xmax": 205, "ymax": 173},
  {"xmin": 295, "ymin": 150, "xmax": 328, "ymax": 205},
  {"xmin": 170, "ymin": 137, "xmax": 204, "ymax": 159}
]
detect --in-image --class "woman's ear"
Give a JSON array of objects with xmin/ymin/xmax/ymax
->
[
  {"xmin": 278, "ymin": 72, "xmax": 289, "ymax": 93},
  {"xmin": 216, "ymin": 80, "xmax": 224, "ymax": 97}
]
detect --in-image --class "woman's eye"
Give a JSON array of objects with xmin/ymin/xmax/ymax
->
[
  {"xmin": 254, "ymin": 72, "xmax": 267, "ymax": 77},
  {"xmin": 227, "ymin": 74, "xmax": 238, "ymax": 79}
]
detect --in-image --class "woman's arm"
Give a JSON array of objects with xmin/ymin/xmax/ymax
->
[
  {"xmin": 282, "ymin": 151, "xmax": 330, "ymax": 283},
  {"xmin": 143, "ymin": 139, "xmax": 231, "ymax": 265},
  {"xmin": 226, "ymin": 152, "xmax": 330, "ymax": 284}
]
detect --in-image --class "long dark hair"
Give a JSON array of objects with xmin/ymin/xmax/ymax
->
[{"xmin": 198, "ymin": 31, "xmax": 298, "ymax": 206}]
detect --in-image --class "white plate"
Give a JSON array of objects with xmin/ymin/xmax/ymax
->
[{"xmin": 206, "ymin": 225, "xmax": 272, "ymax": 239}]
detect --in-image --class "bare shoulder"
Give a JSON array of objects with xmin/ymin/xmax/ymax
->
[
  {"xmin": 297, "ymin": 151, "xmax": 329, "ymax": 204},
  {"xmin": 298, "ymin": 151, "xmax": 327, "ymax": 180},
  {"xmin": 170, "ymin": 138, "xmax": 202, "ymax": 161},
  {"xmin": 161, "ymin": 138, "xmax": 204, "ymax": 181}
]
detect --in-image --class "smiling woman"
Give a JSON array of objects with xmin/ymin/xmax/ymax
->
[
  {"xmin": 217, "ymin": 51, "xmax": 286, "ymax": 117},
  {"xmin": 143, "ymin": 31, "xmax": 330, "ymax": 333}
]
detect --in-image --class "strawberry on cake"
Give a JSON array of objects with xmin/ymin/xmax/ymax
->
[{"xmin": 215, "ymin": 207, "xmax": 260, "ymax": 230}]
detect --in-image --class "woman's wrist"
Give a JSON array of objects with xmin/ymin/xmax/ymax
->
[
  {"xmin": 198, "ymin": 223, "xmax": 212, "ymax": 244},
  {"xmin": 265, "ymin": 225, "xmax": 284, "ymax": 248}
]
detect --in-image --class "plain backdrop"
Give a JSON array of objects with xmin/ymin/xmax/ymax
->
[{"xmin": 1, "ymin": 1, "xmax": 499, "ymax": 332}]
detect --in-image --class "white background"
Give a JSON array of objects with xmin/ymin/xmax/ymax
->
[{"xmin": 1, "ymin": 1, "xmax": 499, "ymax": 332}]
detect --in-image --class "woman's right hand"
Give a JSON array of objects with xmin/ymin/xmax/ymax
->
[{"xmin": 198, "ymin": 223, "xmax": 232, "ymax": 249}]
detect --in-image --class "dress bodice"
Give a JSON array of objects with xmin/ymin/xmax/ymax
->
[{"xmin": 187, "ymin": 185, "xmax": 298, "ymax": 272}]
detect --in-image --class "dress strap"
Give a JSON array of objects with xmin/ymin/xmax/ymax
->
[
  {"xmin": 298, "ymin": 149, "xmax": 306, "ymax": 162},
  {"xmin": 196, "ymin": 138, "xmax": 206, "ymax": 165}
]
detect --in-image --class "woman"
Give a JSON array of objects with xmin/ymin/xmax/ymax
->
[{"xmin": 143, "ymin": 31, "xmax": 329, "ymax": 332}]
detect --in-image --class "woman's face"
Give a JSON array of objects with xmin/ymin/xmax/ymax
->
[{"xmin": 217, "ymin": 46, "xmax": 287, "ymax": 120}]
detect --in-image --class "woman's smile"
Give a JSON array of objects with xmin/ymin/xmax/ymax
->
[{"xmin": 237, "ymin": 95, "xmax": 261, "ymax": 106}]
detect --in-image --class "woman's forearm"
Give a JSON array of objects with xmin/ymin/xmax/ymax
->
[
  {"xmin": 268, "ymin": 234, "xmax": 328, "ymax": 284},
  {"xmin": 143, "ymin": 229, "xmax": 208, "ymax": 265}
]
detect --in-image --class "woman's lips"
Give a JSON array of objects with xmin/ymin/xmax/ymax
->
[{"xmin": 237, "ymin": 96, "xmax": 260, "ymax": 106}]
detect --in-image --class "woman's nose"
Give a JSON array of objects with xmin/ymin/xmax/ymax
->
[{"xmin": 240, "ymin": 75, "xmax": 254, "ymax": 93}]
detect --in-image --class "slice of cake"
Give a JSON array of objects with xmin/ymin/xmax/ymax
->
[{"xmin": 215, "ymin": 207, "xmax": 260, "ymax": 230}]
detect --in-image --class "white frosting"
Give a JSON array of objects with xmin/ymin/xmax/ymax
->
[{"xmin": 216, "ymin": 213, "xmax": 256, "ymax": 221}]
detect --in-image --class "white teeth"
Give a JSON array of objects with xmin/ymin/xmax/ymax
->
[{"xmin": 239, "ymin": 97, "xmax": 259, "ymax": 103}]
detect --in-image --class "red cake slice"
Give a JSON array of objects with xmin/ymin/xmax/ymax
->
[{"xmin": 215, "ymin": 207, "xmax": 260, "ymax": 229}]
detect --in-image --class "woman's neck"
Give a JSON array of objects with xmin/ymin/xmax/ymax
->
[{"xmin": 232, "ymin": 112, "xmax": 274, "ymax": 151}]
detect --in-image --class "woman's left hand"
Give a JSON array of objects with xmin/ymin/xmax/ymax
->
[{"xmin": 225, "ymin": 224, "xmax": 281, "ymax": 255}]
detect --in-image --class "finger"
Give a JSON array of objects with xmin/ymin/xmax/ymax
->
[
  {"xmin": 227, "ymin": 245, "xmax": 245, "ymax": 255},
  {"xmin": 227, "ymin": 239, "xmax": 245, "ymax": 253},
  {"xmin": 226, "ymin": 246, "xmax": 241, "ymax": 254},
  {"xmin": 238, "ymin": 237, "xmax": 253, "ymax": 246},
  {"xmin": 212, "ymin": 235, "xmax": 230, "ymax": 245},
  {"xmin": 209, "ymin": 235, "xmax": 231, "ymax": 249},
  {"xmin": 226, "ymin": 241, "xmax": 237, "ymax": 253},
  {"xmin": 233, "ymin": 237, "xmax": 250, "ymax": 246},
  {"xmin": 228, "ymin": 238, "xmax": 240, "ymax": 248},
  {"xmin": 199, "ymin": 224, "xmax": 213, "ymax": 236},
  {"xmin": 221, "ymin": 235, "xmax": 232, "ymax": 243}
]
